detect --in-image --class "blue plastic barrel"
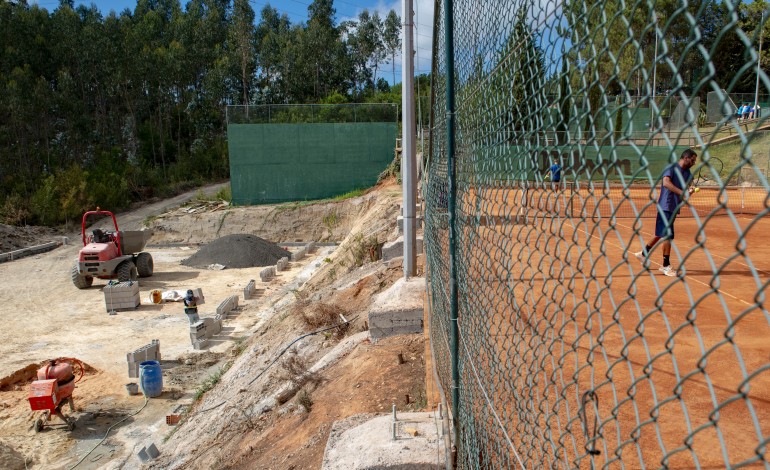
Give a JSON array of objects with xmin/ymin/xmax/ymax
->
[{"xmin": 139, "ymin": 360, "xmax": 163, "ymax": 398}]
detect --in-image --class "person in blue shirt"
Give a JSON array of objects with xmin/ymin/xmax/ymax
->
[
  {"xmin": 634, "ymin": 148, "xmax": 698, "ymax": 276},
  {"xmin": 737, "ymin": 103, "xmax": 745, "ymax": 119},
  {"xmin": 743, "ymin": 103, "xmax": 752, "ymax": 120},
  {"xmin": 545, "ymin": 160, "xmax": 561, "ymax": 185}
]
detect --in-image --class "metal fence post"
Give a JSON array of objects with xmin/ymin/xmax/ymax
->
[{"xmin": 444, "ymin": 0, "xmax": 461, "ymax": 460}]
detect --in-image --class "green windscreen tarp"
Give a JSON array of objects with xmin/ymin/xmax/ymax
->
[{"xmin": 228, "ymin": 122, "xmax": 397, "ymax": 204}]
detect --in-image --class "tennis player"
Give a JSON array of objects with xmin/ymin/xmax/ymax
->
[{"xmin": 634, "ymin": 148, "xmax": 698, "ymax": 276}]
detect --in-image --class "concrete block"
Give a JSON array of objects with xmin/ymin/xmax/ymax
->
[
  {"xmin": 192, "ymin": 338, "xmax": 208, "ymax": 350},
  {"xmin": 259, "ymin": 266, "xmax": 275, "ymax": 282},
  {"xmin": 192, "ymin": 288, "xmax": 205, "ymax": 305},
  {"xmin": 146, "ymin": 443, "xmax": 159, "ymax": 458},
  {"xmin": 103, "ymin": 281, "xmax": 140, "ymax": 294},
  {"xmin": 305, "ymin": 241, "xmax": 316, "ymax": 253},
  {"xmin": 243, "ymin": 279, "xmax": 256, "ymax": 300},
  {"xmin": 127, "ymin": 340, "xmax": 160, "ymax": 377},
  {"xmin": 382, "ymin": 236, "xmax": 423, "ymax": 262},
  {"xmin": 291, "ymin": 248, "xmax": 307, "ymax": 261},
  {"xmin": 137, "ymin": 447, "xmax": 150, "ymax": 463},
  {"xmin": 216, "ymin": 295, "xmax": 239, "ymax": 317},
  {"xmin": 276, "ymin": 257, "xmax": 289, "ymax": 271},
  {"xmin": 368, "ymin": 277, "xmax": 425, "ymax": 341}
]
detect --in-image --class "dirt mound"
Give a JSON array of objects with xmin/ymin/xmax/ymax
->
[
  {"xmin": 0, "ymin": 224, "xmax": 60, "ymax": 253},
  {"xmin": 181, "ymin": 234, "xmax": 291, "ymax": 269}
]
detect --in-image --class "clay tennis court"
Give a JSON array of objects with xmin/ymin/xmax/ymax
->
[{"xmin": 435, "ymin": 183, "xmax": 770, "ymax": 467}]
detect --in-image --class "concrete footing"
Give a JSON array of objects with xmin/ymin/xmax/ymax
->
[
  {"xmin": 322, "ymin": 412, "xmax": 445, "ymax": 469},
  {"xmin": 368, "ymin": 277, "xmax": 424, "ymax": 341},
  {"xmin": 382, "ymin": 236, "xmax": 423, "ymax": 262}
]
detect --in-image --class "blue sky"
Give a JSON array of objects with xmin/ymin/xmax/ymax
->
[{"xmin": 30, "ymin": 0, "xmax": 434, "ymax": 79}]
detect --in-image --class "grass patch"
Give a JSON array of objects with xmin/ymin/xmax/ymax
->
[
  {"xmin": 348, "ymin": 233, "xmax": 382, "ymax": 266},
  {"xmin": 215, "ymin": 186, "xmax": 231, "ymax": 202},
  {"xmin": 331, "ymin": 188, "xmax": 366, "ymax": 201},
  {"xmin": 142, "ymin": 214, "xmax": 159, "ymax": 227},
  {"xmin": 297, "ymin": 389, "xmax": 313, "ymax": 412},
  {"xmin": 705, "ymin": 131, "xmax": 770, "ymax": 184},
  {"xmin": 193, "ymin": 362, "xmax": 232, "ymax": 402},
  {"xmin": 194, "ymin": 185, "xmax": 232, "ymax": 203}
]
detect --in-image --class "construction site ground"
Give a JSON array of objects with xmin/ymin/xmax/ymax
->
[{"xmin": 0, "ymin": 180, "xmax": 435, "ymax": 469}]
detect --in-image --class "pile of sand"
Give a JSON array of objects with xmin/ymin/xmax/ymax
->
[{"xmin": 181, "ymin": 234, "xmax": 290, "ymax": 269}]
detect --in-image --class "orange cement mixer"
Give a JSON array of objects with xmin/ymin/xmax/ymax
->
[{"xmin": 29, "ymin": 358, "xmax": 84, "ymax": 432}]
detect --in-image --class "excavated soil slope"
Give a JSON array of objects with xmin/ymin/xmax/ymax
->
[{"xmin": 180, "ymin": 234, "xmax": 290, "ymax": 268}]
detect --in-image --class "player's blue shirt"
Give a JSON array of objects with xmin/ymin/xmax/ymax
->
[
  {"xmin": 549, "ymin": 164, "xmax": 561, "ymax": 182},
  {"xmin": 658, "ymin": 163, "xmax": 691, "ymax": 212}
]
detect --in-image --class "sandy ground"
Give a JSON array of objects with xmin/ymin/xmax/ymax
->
[{"xmin": 0, "ymin": 179, "xmax": 429, "ymax": 470}]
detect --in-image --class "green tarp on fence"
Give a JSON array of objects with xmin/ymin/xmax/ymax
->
[{"xmin": 228, "ymin": 122, "xmax": 397, "ymax": 204}]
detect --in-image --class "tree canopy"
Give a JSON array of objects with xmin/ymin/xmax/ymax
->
[{"xmin": 0, "ymin": 0, "xmax": 407, "ymax": 226}]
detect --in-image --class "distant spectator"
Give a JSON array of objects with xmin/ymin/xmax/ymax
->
[
  {"xmin": 743, "ymin": 103, "xmax": 752, "ymax": 120},
  {"xmin": 737, "ymin": 103, "xmax": 746, "ymax": 119},
  {"xmin": 756, "ymin": 104, "xmax": 762, "ymax": 119}
]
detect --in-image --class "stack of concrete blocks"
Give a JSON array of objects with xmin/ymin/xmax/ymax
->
[
  {"xmin": 104, "ymin": 281, "xmax": 140, "ymax": 312},
  {"xmin": 190, "ymin": 321, "xmax": 208, "ymax": 349},
  {"xmin": 187, "ymin": 294, "xmax": 239, "ymax": 349},
  {"xmin": 127, "ymin": 340, "xmax": 161, "ymax": 378},
  {"xmin": 382, "ymin": 236, "xmax": 424, "ymax": 262},
  {"xmin": 276, "ymin": 256, "xmax": 289, "ymax": 272},
  {"xmin": 260, "ymin": 266, "xmax": 276, "ymax": 282},
  {"xmin": 243, "ymin": 279, "xmax": 256, "ymax": 300},
  {"xmin": 190, "ymin": 315, "xmax": 226, "ymax": 350}
]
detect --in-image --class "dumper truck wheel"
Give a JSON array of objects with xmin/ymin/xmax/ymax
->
[
  {"xmin": 136, "ymin": 252, "xmax": 154, "ymax": 277},
  {"xmin": 71, "ymin": 265, "xmax": 93, "ymax": 289},
  {"xmin": 117, "ymin": 260, "xmax": 138, "ymax": 282}
]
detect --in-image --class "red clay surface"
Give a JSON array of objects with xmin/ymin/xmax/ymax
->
[{"xmin": 428, "ymin": 184, "xmax": 770, "ymax": 468}]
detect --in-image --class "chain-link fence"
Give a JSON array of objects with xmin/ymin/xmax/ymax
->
[{"xmin": 425, "ymin": 0, "xmax": 770, "ymax": 468}]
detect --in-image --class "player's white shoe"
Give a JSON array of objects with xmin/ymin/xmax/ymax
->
[
  {"xmin": 658, "ymin": 265, "xmax": 677, "ymax": 277},
  {"xmin": 633, "ymin": 251, "xmax": 647, "ymax": 265}
]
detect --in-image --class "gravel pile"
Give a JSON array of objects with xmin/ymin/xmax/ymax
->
[{"xmin": 181, "ymin": 234, "xmax": 291, "ymax": 269}]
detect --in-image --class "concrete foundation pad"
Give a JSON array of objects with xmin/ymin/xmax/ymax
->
[
  {"xmin": 321, "ymin": 412, "xmax": 445, "ymax": 469},
  {"xmin": 368, "ymin": 277, "xmax": 424, "ymax": 341}
]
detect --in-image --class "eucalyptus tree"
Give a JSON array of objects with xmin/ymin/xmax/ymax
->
[
  {"xmin": 383, "ymin": 10, "xmax": 401, "ymax": 86},
  {"xmin": 229, "ymin": 0, "xmax": 256, "ymax": 106}
]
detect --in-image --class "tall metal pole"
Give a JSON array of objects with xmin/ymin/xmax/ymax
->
[
  {"xmin": 755, "ymin": 11, "xmax": 767, "ymax": 112},
  {"xmin": 650, "ymin": 22, "xmax": 659, "ymax": 128},
  {"xmin": 402, "ymin": 0, "xmax": 417, "ymax": 278},
  {"xmin": 444, "ymin": 0, "xmax": 461, "ymax": 459}
]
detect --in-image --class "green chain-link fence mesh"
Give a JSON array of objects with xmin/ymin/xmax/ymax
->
[{"xmin": 425, "ymin": 0, "xmax": 770, "ymax": 468}]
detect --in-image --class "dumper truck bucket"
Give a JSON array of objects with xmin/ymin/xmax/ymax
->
[{"xmin": 119, "ymin": 230, "xmax": 153, "ymax": 254}]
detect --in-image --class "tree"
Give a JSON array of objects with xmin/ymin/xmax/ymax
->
[
  {"xmin": 229, "ymin": 0, "xmax": 256, "ymax": 106},
  {"xmin": 382, "ymin": 10, "xmax": 401, "ymax": 86}
]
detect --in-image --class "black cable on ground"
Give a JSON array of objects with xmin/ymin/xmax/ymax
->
[
  {"xmin": 68, "ymin": 395, "xmax": 150, "ymax": 470},
  {"xmin": 197, "ymin": 314, "xmax": 359, "ymax": 414}
]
